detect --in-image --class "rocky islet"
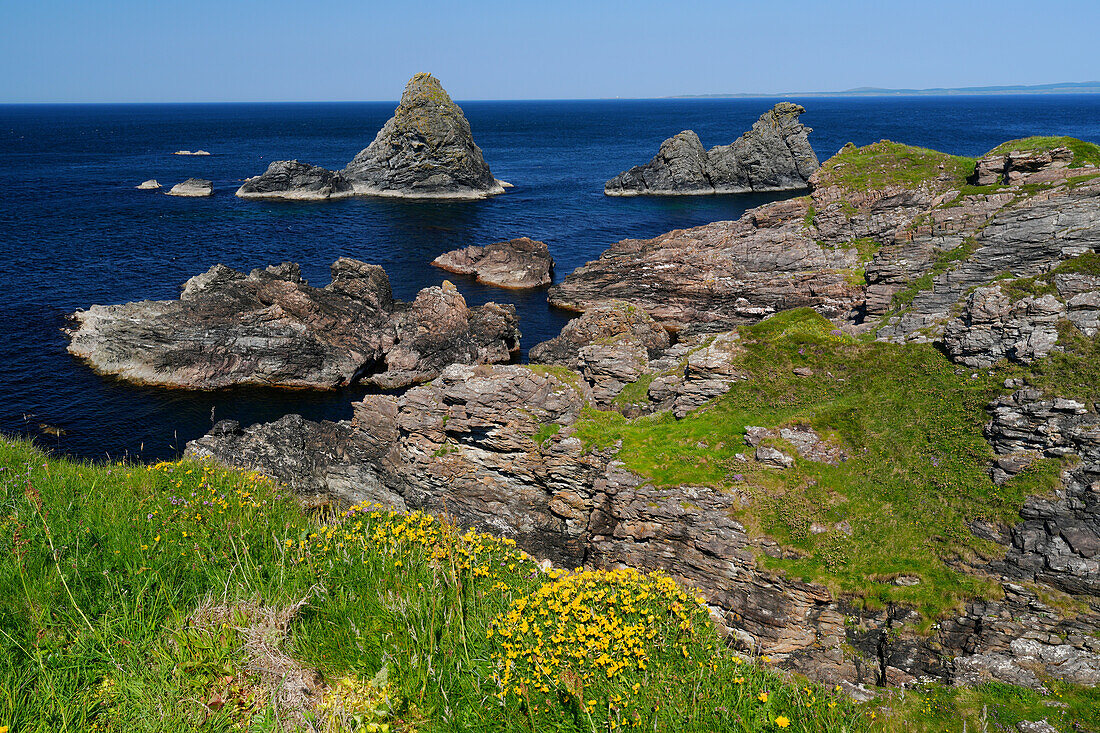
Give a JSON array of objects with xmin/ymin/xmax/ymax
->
[{"xmin": 237, "ymin": 73, "xmax": 506, "ymax": 200}]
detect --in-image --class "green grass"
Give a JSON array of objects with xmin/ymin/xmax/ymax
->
[
  {"xmin": 814, "ymin": 141, "xmax": 975, "ymax": 194},
  {"xmin": 986, "ymin": 136, "xmax": 1100, "ymax": 168},
  {"xmin": 0, "ymin": 438, "xmax": 869, "ymax": 732},
  {"xmin": 573, "ymin": 309, "xmax": 1052, "ymax": 620},
  {"xmin": 874, "ymin": 679, "xmax": 1100, "ymax": 733}
]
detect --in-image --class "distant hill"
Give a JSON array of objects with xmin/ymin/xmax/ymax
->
[{"xmin": 672, "ymin": 81, "xmax": 1100, "ymax": 98}]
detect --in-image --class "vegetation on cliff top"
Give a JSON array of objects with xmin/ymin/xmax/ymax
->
[
  {"xmin": 813, "ymin": 140, "xmax": 975, "ymax": 193},
  {"xmin": 986, "ymin": 135, "xmax": 1100, "ymax": 168},
  {"xmin": 0, "ymin": 438, "xmax": 867, "ymax": 732},
  {"xmin": 573, "ymin": 309, "xmax": 1060, "ymax": 621}
]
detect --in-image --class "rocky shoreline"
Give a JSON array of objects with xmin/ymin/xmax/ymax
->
[{"xmin": 72, "ymin": 132, "xmax": 1100, "ymax": 693}]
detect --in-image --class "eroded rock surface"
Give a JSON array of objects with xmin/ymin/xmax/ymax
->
[
  {"xmin": 167, "ymin": 178, "xmax": 213, "ymax": 197},
  {"xmin": 431, "ymin": 237, "xmax": 553, "ymax": 289},
  {"xmin": 238, "ymin": 74, "xmax": 504, "ymax": 201},
  {"xmin": 605, "ymin": 103, "xmax": 819, "ymax": 196},
  {"xmin": 237, "ymin": 160, "xmax": 353, "ymax": 200},
  {"xmin": 66, "ymin": 261, "xmax": 519, "ymax": 389}
]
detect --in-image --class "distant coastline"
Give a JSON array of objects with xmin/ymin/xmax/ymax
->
[{"xmin": 669, "ymin": 81, "xmax": 1100, "ymax": 98}]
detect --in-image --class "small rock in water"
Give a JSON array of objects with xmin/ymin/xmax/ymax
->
[
  {"xmin": 166, "ymin": 178, "xmax": 213, "ymax": 197},
  {"xmin": 135, "ymin": 179, "xmax": 161, "ymax": 190}
]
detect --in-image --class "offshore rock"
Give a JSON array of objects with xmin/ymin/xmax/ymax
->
[
  {"xmin": 166, "ymin": 178, "xmax": 213, "ymax": 197},
  {"xmin": 236, "ymin": 160, "xmax": 353, "ymax": 201},
  {"xmin": 135, "ymin": 179, "xmax": 161, "ymax": 190},
  {"xmin": 605, "ymin": 103, "xmax": 819, "ymax": 196},
  {"xmin": 238, "ymin": 74, "xmax": 503, "ymax": 201},
  {"xmin": 65, "ymin": 260, "xmax": 519, "ymax": 390},
  {"xmin": 431, "ymin": 237, "xmax": 553, "ymax": 289}
]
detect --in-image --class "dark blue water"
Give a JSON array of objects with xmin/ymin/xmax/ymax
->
[{"xmin": 2, "ymin": 95, "xmax": 1099, "ymax": 460}]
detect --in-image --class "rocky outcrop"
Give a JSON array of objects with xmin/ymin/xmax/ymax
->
[
  {"xmin": 943, "ymin": 276, "xmax": 1100, "ymax": 368},
  {"xmin": 236, "ymin": 161, "xmax": 353, "ymax": 201},
  {"xmin": 167, "ymin": 178, "xmax": 213, "ymax": 197},
  {"xmin": 174, "ymin": 150, "xmax": 211, "ymax": 156},
  {"xmin": 969, "ymin": 146, "xmax": 1074, "ymax": 186},
  {"xmin": 136, "ymin": 179, "xmax": 161, "ymax": 190},
  {"xmin": 187, "ymin": 358, "xmax": 1100, "ymax": 690},
  {"xmin": 431, "ymin": 237, "xmax": 553, "ymax": 289},
  {"xmin": 605, "ymin": 103, "xmax": 819, "ymax": 196},
  {"xmin": 237, "ymin": 74, "xmax": 504, "ymax": 201},
  {"xmin": 65, "ymin": 261, "xmax": 519, "ymax": 390},
  {"xmin": 548, "ymin": 197, "xmax": 865, "ymax": 331},
  {"xmin": 529, "ymin": 300, "xmax": 670, "ymax": 367},
  {"xmin": 555, "ymin": 138, "xmax": 1100, "ymax": 344}
]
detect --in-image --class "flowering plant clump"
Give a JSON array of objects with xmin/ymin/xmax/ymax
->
[{"xmin": 489, "ymin": 567, "xmax": 715, "ymax": 723}]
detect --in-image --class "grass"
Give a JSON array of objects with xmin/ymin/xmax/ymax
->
[
  {"xmin": 813, "ymin": 141, "xmax": 975, "ymax": 194},
  {"xmin": 572, "ymin": 309, "xmax": 1055, "ymax": 620},
  {"xmin": 872, "ymin": 680, "xmax": 1100, "ymax": 733},
  {"xmin": 0, "ymin": 437, "xmax": 869, "ymax": 732},
  {"xmin": 986, "ymin": 136, "xmax": 1100, "ymax": 168}
]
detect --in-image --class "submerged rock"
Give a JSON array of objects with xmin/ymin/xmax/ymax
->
[
  {"xmin": 237, "ymin": 160, "xmax": 352, "ymax": 201},
  {"xmin": 605, "ymin": 103, "xmax": 819, "ymax": 196},
  {"xmin": 135, "ymin": 179, "xmax": 161, "ymax": 190},
  {"xmin": 238, "ymin": 74, "xmax": 504, "ymax": 201},
  {"xmin": 431, "ymin": 237, "xmax": 553, "ymax": 289},
  {"xmin": 166, "ymin": 178, "xmax": 213, "ymax": 197},
  {"xmin": 65, "ymin": 260, "xmax": 519, "ymax": 390}
]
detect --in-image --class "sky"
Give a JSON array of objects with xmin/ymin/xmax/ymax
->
[{"xmin": 1, "ymin": 0, "xmax": 1098, "ymax": 103}]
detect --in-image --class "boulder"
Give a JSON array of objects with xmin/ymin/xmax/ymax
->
[
  {"xmin": 65, "ymin": 260, "xmax": 519, "ymax": 390},
  {"xmin": 166, "ymin": 178, "xmax": 213, "ymax": 197},
  {"xmin": 135, "ymin": 179, "xmax": 161, "ymax": 190},
  {"xmin": 605, "ymin": 103, "xmax": 819, "ymax": 196},
  {"xmin": 431, "ymin": 237, "xmax": 553, "ymax": 289},
  {"xmin": 237, "ymin": 160, "xmax": 353, "ymax": 201}
]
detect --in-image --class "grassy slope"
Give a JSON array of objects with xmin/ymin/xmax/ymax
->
[
  {"xmin": 573, "ymin": 310, "xmax": 1067, "ymax": 620},
  {"xmin": 813, "ymin": 141, "xmax": 975, "ymax": 193},
  {"xmin": 0, "ymin": 438, "xmax": 867, "ymax": 733},
  {"xmin": 987, "ymin": 136, "xmax": 1100, "ymax": 167}
]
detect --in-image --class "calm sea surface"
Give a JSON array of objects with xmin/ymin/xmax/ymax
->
[{"xmin": 2, "ymin": 95, "xmax": 1099, "ymax": 460}]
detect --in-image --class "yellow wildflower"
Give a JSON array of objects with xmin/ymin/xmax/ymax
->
[{"xmin": 775, "ymin": 716, "xmax": 790, "ymax": 728}]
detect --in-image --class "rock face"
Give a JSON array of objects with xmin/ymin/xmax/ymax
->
[
  {"xmin": 548, "ymin": 197, "xmax": 865, "ymax": 332},
  {"xmin": 431, "ymin": 237, "xmax": 553, "ymax": 289},
  {"xmin": 166, "ymin": 178, "xmax": 213, "ymax": 197},
  {"xmin": 65, "ymin": 261, "xmax": 519, "ymax": 390},
  {"xmin": 236, "ymin": 161, "xmax": 352, "ymax": 200},
  {"xmin": 237, "ymin": 74, "xmax": 504, "ymax": 201},
  {"xmin": 136, "ymin": 179, "xmax": 161, "ymax": 190},
  {"xmin": 605, "ymin": 103, "xmax": 819, "ymax": 196}
]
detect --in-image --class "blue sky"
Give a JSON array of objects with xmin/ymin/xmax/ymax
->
[{"xmin": 1, "ymin": 0, "xmax": 1097, "ymax": 102}]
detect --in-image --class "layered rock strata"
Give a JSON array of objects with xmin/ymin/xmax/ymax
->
[
  {"xmin": 605, "ymin": 103, "xmax": 819, "ymax": 196},
  {"xmin": 65, "ymin": 260, "xmax": 519, "ymax": 390},
  {"xmin": 237, "ymin": 74, "xmax": 505, "ymax": 201},
  {"xmin": 431, "ymin": 237, "xmax": 554, "ymax": 289}
]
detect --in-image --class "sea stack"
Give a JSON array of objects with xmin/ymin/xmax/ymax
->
[
  {"xmin": 237, "ymin": 74, "xmax": 505, "ymax": 201},
  {"xmin": 605, "ymin": 102, "xmax": 819, "ymax": 196}
]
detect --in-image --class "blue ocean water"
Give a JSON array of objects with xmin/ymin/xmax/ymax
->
[{"xmin": 2, "ymin": 95, "xmax": 1099, "ymax": 460}]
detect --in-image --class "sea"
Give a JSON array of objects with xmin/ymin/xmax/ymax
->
[{"xmin": 2, "ymin": 95, "xmax": 1099, "ymax": 461}]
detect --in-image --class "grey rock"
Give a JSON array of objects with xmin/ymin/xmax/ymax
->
[
  {"xmin": 605, "ymin": 103, "xmax": 819, "ymax": 196},
  {"xmin": 135, "ymin": 179, "xmax": 161, "ymax": 190},
  {"xmin": 431, "ymin": 237, "xmax": 553, "ymax": 289},
  {"xmin": 236, "ymin": 160, "xmax": 353, "ymax": 200},
  {"xmin": 65, "ymin": 260, "xmax": 519, "ymax": 390},
  {"xmin": 341, "ymin": 73, "xmax": 504, "ymax": 199},
  {"xmin": 529, "ymin": 300, "xmax": 670, "ymax": 367},
  {"xmin": 239, "ymin": 74, "xmax": 503, "ymax": 201},
  {"xmin": 166, "ymin": 178, "xmax": 213, "ymax": 197}
]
